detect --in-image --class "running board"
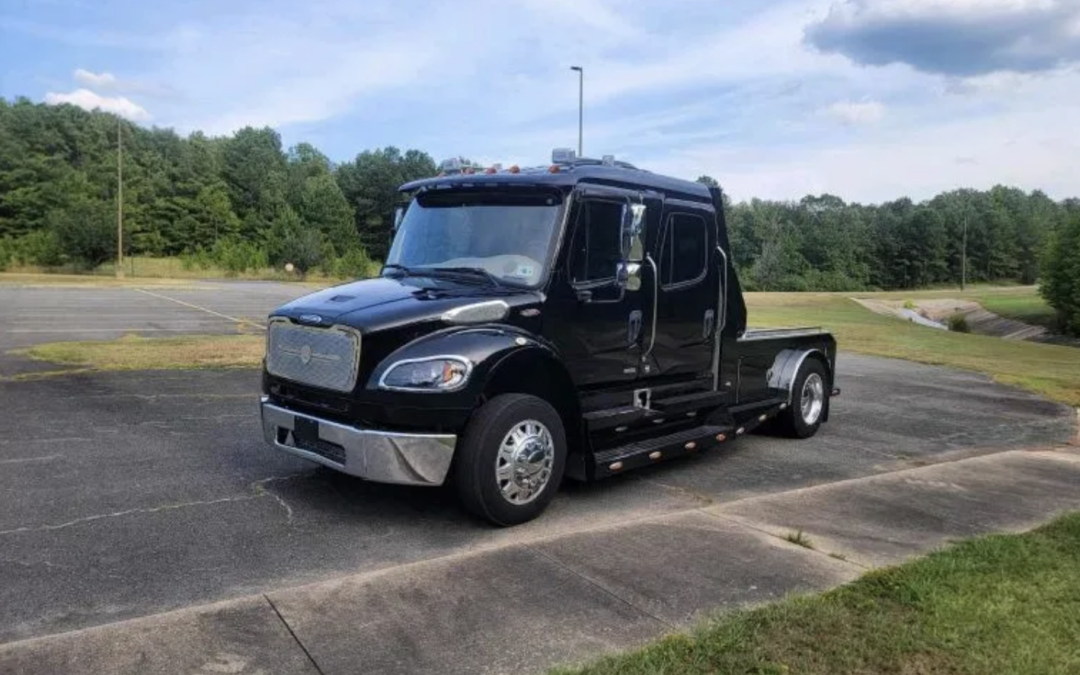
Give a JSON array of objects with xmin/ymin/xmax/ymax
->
[{"xmin": 590, "ymin": 398, "xmax": 789, "ymax": 480}]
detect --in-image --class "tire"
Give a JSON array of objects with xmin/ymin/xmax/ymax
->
[
  {"xmin": 453, "ymin": 394, "xmax": 567, "ymax": 526},
  {"xmin": 777, "ymin": 358, "xmax": 828, "ymax": 439}
]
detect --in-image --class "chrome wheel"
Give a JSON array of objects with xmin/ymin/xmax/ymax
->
[
  {"xmin": 801, "ymin": 373, "xmax": 825, "ymax": 425},
  {"xmin": 495, "ymin": 419, "xmax": 555, "ymax": 505}
]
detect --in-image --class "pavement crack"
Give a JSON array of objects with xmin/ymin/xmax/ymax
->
[
  {"xmin": 700, "ymin": 510, "xmax": 871, "ymax": 571},
  {"xmin": 0, "ymin": 495, "xmax": 261, "ymax": 537},
  {"xmin": 264, "ymin": 595, "xmax": 326, "ymax": 675},
  {"xmin": 0, "ymin": 454, "xmax": 62, "ymax": 465},
  {"xmin": 634, "ymin": 476, "xmax": 716, "ymax": 506},
  {"xmin": 525, "ymin": 544, "xmax": 676, "ymax": 630},
  {"xmin": 250, "ymin": 473, "xmax": 307, "ymax": 526}
]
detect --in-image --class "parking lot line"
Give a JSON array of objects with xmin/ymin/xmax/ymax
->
[{"xmin": 133, "ymin": 289, "xmax": 267, "ymax": 330}]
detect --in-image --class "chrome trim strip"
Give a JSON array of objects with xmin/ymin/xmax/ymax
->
[
  {"xmin": 260, "ymin": 398, "xmax": 456, "ymax": 486},
  {"xmin": 376, "ymin": 355, "xmax": 474, "ymax": 393},
  {"xmin": 713, "ymin": 245, "xmax": 728, "ymax": 390},
  {"xmin": 739, "ymin": 327, "xmax": 826, "ymax": 342},
  {"xmin": 441, "ymin": 300, "xmax": 510, "ymax": 324},
  {"xmin": 643, "ymin": 253, "xmax": 659, "ymax": 359}
]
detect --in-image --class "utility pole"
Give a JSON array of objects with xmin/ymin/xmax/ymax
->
[
  {"xmin": 961, "ymin": 214, "xmax": 967, "ymax": 292},
  {"xmin": 570, "ymin": 66, "xmax": 583, "ymax": 157},
  {"xmin": 116, "ymin": 116, "xmax": 124, "ymax": 279}
]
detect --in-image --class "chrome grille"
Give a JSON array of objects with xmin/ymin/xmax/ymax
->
[{"xmin": 266, "ymin": 319, "xmax": 360, "ymax": 393}]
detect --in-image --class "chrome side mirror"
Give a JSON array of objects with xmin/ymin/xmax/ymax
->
[{"xmin": 620, "ymin": 203, "xmax": 645, "ymax": 262}]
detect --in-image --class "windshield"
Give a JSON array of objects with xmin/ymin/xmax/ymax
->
[{"xmin": 386, "ymin": 190, "xmax": 563, "ymax": 288}]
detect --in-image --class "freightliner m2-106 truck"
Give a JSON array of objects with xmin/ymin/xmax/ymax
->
[{"xmin": 260, "ymin": 151, "xmax": 838, "ymax": 525}]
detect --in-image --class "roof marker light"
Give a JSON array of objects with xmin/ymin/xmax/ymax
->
[{"xmin": 508, "ymin": 165, "xmax": 520, "ymax": 174}]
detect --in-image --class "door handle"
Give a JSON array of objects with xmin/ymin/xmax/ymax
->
[
  {"xmin": 703, "ymin": 309, "xmax": 715, "ymax": 340},
  {"xmin": 628, "ymin": 310, "xmax": 643, "ymax": 345}
]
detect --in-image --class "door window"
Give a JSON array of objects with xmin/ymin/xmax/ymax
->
[
  {"xmin": 569, "ymin": 200, "xmax": 624, "ymax": 285},
  {"xmin": 660, "ymin": 213, "xmax": 708, "ymax": 288}
]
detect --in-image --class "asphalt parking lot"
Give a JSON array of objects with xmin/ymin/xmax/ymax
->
[{"xmin": 0, "ymin": 282, "xmax": 1076, "ymax": 661}]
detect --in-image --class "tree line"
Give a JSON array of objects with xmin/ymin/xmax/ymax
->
[
  {"xmin": 1, "ymin": 97, "xmax": 1077, "ymax": 333},
  {"xmin": 0, "ymin": 97, "xmax": 435, "ymax": 276}
]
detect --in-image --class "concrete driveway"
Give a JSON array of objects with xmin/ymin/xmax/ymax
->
[{"xmin": 0, "ymin": 282, "xmax": 1076, "ymax": 674}]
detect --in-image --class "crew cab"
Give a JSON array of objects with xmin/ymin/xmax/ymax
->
[{"xmin": 260, "ymin": 151, "xmax": 838, "ymax": 525}]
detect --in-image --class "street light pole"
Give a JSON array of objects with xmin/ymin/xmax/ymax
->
[
  {"xmin": 961, "ymin": 214, "xmax": 967, "ymax": 292},
  {"xmin": 116, "ymin": 116, "xmax": 124, "ymax": 279},
  {"xmin": 570, "ymin": 66, "xmax": 583, "ymax": 157}
]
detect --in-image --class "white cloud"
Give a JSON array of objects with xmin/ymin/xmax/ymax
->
[
  {"xmin": 44, "ymin": 89, "xmax": 151, "ymax": 121},
  {"xmin": 824, "ymin": 99, "xmax": 885, "ymax": 124},
  {"xmin": 648, "ymin": 96, "xmax": 1080, "ymax": 203},
  {"xmin": 73, "ymin": 68, "xmax": 118, "ymax": 89},
  {"xmin": 72, "ymin": 67, "xmax": 172, "ymax": 96}
]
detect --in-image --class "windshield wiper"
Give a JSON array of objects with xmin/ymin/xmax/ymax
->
[{"xmin": 417, "ymin": 266, "xmax": 504, "ymax": 288}]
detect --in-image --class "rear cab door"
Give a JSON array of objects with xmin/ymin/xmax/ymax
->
[{"xmin": 641, "ymin": 199, "xmax": 718, "ymax": 385}]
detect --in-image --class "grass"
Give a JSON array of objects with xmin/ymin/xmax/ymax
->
[
  {"xmin": 746, "ymin": 290, "xmax": 1080, "ymax": 406},
  {"xmin": 854, "ymin": 285, "xmax": 1058, "ymax": 328},
  {"xmin": 976, "ymin": 293, "xmax": 1058, "ymax": 329},
  {"xmin": 784, "ymin": 530, "xmax": 814, "ymax": 549},
  {"xmin": 15, "ymin": 334, "xmax": 266, "ymax": 371},
  {"xmin": 2, "ymin": 255, "xmax": 373, "ymax": 284},
  {"xmin": 552, "ymin": 512, "xmax": 1080, "ymax": 675}
]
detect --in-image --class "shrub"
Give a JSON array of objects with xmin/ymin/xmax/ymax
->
[
  {"xmin": 903, "ymin": 299, "xmax": 916, "ymax": 310},
  {"xmin": 947, "ymin": 313, "xmax": 970, "ymax": 333},
  {"xmin": 322, "ymin": 247, "xmax": 376, "ymax": 279},
  {"xmin": 14, "ymin": 230, "xmax": 65, "ymax": 267},
  {"xmin": 0, "ymin": 237, "xmax": 13, "ymax": 271},
  {"xmin": 210, "ymin": 238, "xmax": 270, "ymax": 276},
  {"xmin": 47, "ymin": 200, "xmax": 115, "ymax": 268}
]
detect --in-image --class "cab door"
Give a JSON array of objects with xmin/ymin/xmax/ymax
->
[
  {"xmin": 642, "ymin": 200, "xmax": 717, "ymax": 383},
  {"xmin": 544, "ymin": 187, "xmax": 644, "ymax": 390}
]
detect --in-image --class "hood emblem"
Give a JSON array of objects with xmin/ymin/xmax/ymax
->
[
  {"xmin": 299, "ymin": 314, "xmax": 324, "ymax": 325},
  {"xmin": 300, "ymin": 345, "xmax": 313, "ymax": 365}
]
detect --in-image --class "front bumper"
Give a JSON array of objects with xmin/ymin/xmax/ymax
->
[{"xmin": 259, "ymin": 397, "xmax": 457, "ymax": 486}]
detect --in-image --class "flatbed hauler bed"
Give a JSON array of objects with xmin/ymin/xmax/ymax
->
[{"xmin": 259, "ymin": 151, "xmax": 838, "ymax": 525}]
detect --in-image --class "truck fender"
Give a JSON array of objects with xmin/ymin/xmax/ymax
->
[
  {"xmin": 482, "ymin": 345, "xmax": 585, "ymax": 460},
  {"xmin": 767, "ymin": 348, "xmax": 831, "ymax": 404}
]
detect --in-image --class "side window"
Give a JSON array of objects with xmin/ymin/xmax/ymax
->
[
  {"xmin": 569, "ymin": 200, "xmax": 624, "ymax": 284},
  {"xmin": 660, "ymin": 213, "xmax": 708, "ymax": 287}
]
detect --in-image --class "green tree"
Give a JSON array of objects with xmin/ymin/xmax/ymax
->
[
  {"xmin": 1040, "ymin": 212, "xmax": 1080, "ymax": 335},
  {"xmin": 336, "ymin": 147, "xmax": 435, "ymax": 260}
]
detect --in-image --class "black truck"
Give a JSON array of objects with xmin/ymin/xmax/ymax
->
[{"xmin": 260, "ymin": 151, "xmax": 838, "ymax": 525}]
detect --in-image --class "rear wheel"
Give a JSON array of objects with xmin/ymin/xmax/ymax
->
[
  {"xmin": 777, "ymin": 359, "xmax": 828, "ymax": 438},
  {"xmin": 454, "ymin": 394, "xmax": 566, "ymax": 526}
]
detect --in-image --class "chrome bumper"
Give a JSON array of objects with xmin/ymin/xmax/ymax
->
[{"xmin": 259, "ymin": 397, "xmax": 457, "ymax": 486}]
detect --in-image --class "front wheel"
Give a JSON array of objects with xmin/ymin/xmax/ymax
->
[
  {"xmin": 777, "ymin": 359, "xmax": 828, "ymax": 438},
  {"xmin": 453, "ymin": 394, "xmax": 567, "ymax": 526}
]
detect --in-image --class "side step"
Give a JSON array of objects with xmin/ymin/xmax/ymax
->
[
  {"xmin": 593, "ymin": 425, "xmax": 733, "ymax": 479},
  {"xmin": 649, "ymin": 390, "xmax": 729, "ymax": 415},
  {"xmin": 583, "ymin": 406, "xmax": 648, "ymax": 432},
  {"xmin": 590, "ymin": 397, "xmax": 789, "ymax": 480}
]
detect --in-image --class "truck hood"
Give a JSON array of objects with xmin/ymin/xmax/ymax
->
[{"xmin": 270, "ymin": 275, "xmax": 540, "ymax": 333}]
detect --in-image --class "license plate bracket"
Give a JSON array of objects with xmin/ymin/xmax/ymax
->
[{"xmin": 293, "ymin": 416, "xmax": 320, "ymax": 444}]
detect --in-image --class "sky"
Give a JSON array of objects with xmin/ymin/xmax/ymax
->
[{"xmin": 2, "ymin": 0, "xmax": 1080, "ymax": 203}]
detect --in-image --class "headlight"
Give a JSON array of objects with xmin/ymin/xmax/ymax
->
[{"xmin": 379, "ymin": 357, "xmax": 472, "ymax": 392}]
